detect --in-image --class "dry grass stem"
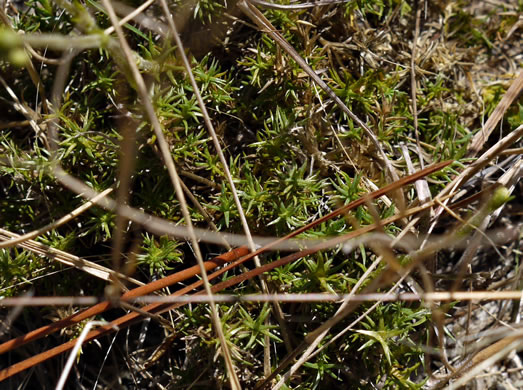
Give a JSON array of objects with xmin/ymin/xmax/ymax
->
[
  {"xmin": 467, "ymin": 71, "xmax": 523, "ymax": 157},
  {"xmin": 0, "ymin": 188, "xmax": 113, "ymax": 249},
  {"xmin": 0, "ymin": 228, "xmax": 143, "ymax": 285},
  {"xmin": 1, "ymin": 290, "xmax": 522, "ymax": 307}
]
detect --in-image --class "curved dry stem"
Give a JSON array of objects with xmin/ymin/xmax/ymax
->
[
  {"xmin": 100, "ymin": 1, "xmax": 241, "ymax": 386},
  {"xmin": 0, "ymin": 188, "xmax": 113, "ymax": 249},
  {"xmin": 158, "ymin": 0, "xmax": 292, "ymax": 367}
]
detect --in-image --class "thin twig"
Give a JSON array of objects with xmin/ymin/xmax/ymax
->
[
  {"xmin": 160, "ymin": 0, "xmax": 284, "ymax": 370},
  {"xmin": 0, "ymin": 228, "xmax": 143, "ymax": 286},
  {"xmin": 1, "ymin": 290, "xmax": 522, "ymax": 307},
  {"xmin": 0, "ymin": 188, "xmax": 112, "ymax": 249},
  {"xmin": 103, "ymin": 0, "xmax": 157, "ymax": 35},
  {"xmin": 251, "ymin": 0, "xmax": 352, "ymax": 10},
  {"xmin": 467, "ymin": 71, "xmax": 523, "ymax": 157},
  {"xmin": 55, "ymin": 321, "xmax": 117, "ymax": 390}
]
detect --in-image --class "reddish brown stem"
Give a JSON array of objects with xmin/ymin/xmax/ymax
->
[
  {"xmin": 0, "ymin": 247, "xmax": 249, "ymax": 355},
  {"xmin": 0, "ymin": 161, "xmax": 452, "ymax": 382}
]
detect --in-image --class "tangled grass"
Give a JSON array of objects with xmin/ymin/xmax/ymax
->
[{"xmin": 0, "ymin": 0, "xmax": 521, "ymax": 388}]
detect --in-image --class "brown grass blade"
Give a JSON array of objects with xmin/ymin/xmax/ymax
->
[{"xmin": 467, "ymin": 71, "xmax": 523, "ymax": 157}]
